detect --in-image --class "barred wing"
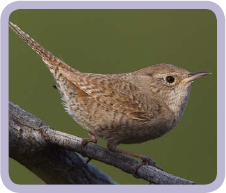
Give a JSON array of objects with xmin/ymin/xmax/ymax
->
[{"xmin": 59, "ymin": 68, "xmax": 160, "ymax": 121}]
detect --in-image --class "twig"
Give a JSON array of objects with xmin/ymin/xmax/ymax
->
[{"xmin": 9, "ymin": 101, "xmax": 195, "ymax": 184}]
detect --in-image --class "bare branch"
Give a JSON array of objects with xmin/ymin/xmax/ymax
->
[
  {"xmin": 9, "ymin": 102, "xmax": 116, "ymax": 184},
  {"xmin": 9, "ymin": 101, "xmax": 195, "ymax": 184}
]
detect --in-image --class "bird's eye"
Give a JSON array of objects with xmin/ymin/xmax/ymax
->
[{"xmin": 165, "ymin": 76, "xmax": 175, "ymax": 83}]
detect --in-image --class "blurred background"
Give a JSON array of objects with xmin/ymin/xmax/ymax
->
[{"xmin": 9, "ymin": 9, "xmax": 217, "ymax": 184}]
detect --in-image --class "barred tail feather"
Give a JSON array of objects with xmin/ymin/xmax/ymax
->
[{"xmin": 9, "ymin": 22, "xmax": 79, "ymax": 73}]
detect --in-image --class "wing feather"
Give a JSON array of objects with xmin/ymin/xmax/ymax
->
[{"xmin": 59, "ymin": 68, "xmax": 160, "ymax": 121}]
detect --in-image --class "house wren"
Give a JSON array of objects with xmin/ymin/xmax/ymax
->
[{"xmin": 9, "ymin": 22, "xmax": 211, "ymax": 171}]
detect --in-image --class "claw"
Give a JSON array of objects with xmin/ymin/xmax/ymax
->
[
  {"xmin": 131, "ymin": 157, "xmax": 163, "ymax": 178},
  {"xmin": 80, "ymin": 139, "xmax": 88, "ymax": 157},
  {"xmin": 131, "ymin": 161, "xmax": 145, "ymax": 178},
  {"xmin": 80, "ymin": 132, "xmax": 97, "ymax": 164},
  {"xmin": 80, "ymin": 138, "xmax": 95, "ymax": 157},
  {"xmin": 80, "ymin": 139, "xmax": 94, "ymax": 164},
  {"xmin": 141, "ymin": 156, "xmax": 163, "ymax": 171},
  {"xmin": 107, "ymin": 140, "xmax": 163, "ymax": 177}
]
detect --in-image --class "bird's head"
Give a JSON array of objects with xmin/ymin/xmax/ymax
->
[{"xmin": 129, "ymin": 63, "xmax": 211, "ymax": 118}]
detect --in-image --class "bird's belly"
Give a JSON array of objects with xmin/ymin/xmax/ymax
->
[
  {"xmin": 66, "ymin": 98, "xmax": 173, "ymax": 144},
  {"xmin": 118, "ymin": 124, "xmax": 172, "ymax": 144}
]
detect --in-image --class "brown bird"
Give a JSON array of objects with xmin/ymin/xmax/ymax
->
[{"xmin": 9, "ymin": 22, "xmax": 211, "ymax": 172}]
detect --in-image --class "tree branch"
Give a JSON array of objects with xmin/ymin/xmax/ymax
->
[
  {"xmin": 9, "ymin": 101, "xmax": 116, "ymax": 184},
  {"xmin": 9, "ymin": 101, "xmax": 195, "ymax": 184}
]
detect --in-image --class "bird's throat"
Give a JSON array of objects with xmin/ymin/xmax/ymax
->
[{"xmin": 167, "ymin": 85, "xmax": 192, "ymax": 122}]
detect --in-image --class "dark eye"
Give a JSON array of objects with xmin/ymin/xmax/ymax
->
[{"xmin": 165, "ymin": 76, "xmax": 175, "ymax": 83}]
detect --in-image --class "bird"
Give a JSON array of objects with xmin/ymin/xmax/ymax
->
[{"xmin": 9, "ymin": 21, "xmax": 211, "ymax": 173}]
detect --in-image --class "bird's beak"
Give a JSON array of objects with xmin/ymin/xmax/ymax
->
[{"xmin": 180, "ymin": 72, "xmax": 212, "ymax": 84}]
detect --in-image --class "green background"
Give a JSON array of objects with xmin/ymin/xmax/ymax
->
[{"xmin": 9, "ymin": 9, "xmax": 217, "ymax": 184}]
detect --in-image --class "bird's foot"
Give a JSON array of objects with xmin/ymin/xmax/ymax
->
[
  {"xmin": 80, "ymin": 133, "xmax": 97, "ymax": 164},
  {"xmin": 106, "ymin": 141, "xmax": 162, "ymax": 177},
  {"xmin": 131, "ymin": 156, "xmax": 163, "ymax": 178}
]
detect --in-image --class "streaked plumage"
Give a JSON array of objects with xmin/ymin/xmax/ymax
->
[{"xmin": 9, "ymin": 22, "xmax": 210, "ymax": 168}]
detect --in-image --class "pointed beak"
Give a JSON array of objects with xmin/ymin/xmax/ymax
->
[{"xmin": 180, "ymin": 72, "xmax": 212, "ymax": 84}]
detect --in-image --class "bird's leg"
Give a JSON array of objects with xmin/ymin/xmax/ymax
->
[
  {"xmin": 81, "ymin": 132, "xmax": 97, "ymax": 164},
  {"xmin": 107, "ymin": 140, "xmax": 162, "ymax": 178}
]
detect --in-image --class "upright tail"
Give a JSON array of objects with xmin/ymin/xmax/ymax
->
[{"xmin": 9, "ymin": 22, "xmax": 78, "ymax": 72}]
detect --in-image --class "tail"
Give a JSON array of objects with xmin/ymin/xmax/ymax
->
[{"xmin": 9, "ymin": 22, "xmax": 78, "ymax": 72}]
